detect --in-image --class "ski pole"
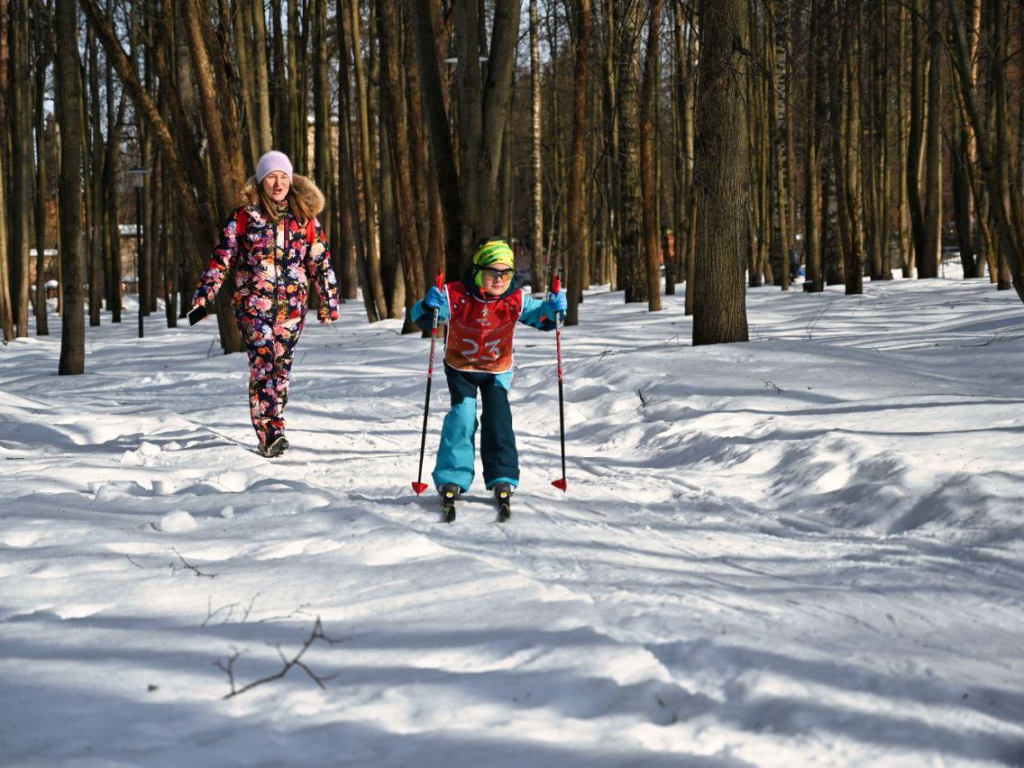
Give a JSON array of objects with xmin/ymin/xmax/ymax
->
[
  {"xmin": 551, "ymin": 275, "xmax": 568, "ymax": 492},
  {"xmin": 412, "ymin": 272, "xmax": 445, "ymax": 495}
]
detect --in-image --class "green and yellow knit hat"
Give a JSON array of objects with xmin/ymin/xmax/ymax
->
[{"xmin": 473, "ymin": 239, "xmax": 515, "ymax": 287}]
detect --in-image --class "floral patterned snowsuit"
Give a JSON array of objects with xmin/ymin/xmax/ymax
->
[{"xmin": 193, "ymin": 186, "xmax": 339, "ymax": 448}]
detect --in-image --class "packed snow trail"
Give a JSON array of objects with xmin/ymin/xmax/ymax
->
[{"xmin": 2, "ymin": 276, "xmax": 1023, "ymax": 766}]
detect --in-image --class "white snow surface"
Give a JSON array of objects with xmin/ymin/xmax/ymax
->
[{"xmin": 1, "ymin": 276, "xmax": 1023, "ymax": 767}]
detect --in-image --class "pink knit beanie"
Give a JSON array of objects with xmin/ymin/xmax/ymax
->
[{"xmin": 256, "ymin": 151, "xmax": 293, "ymax": 183}]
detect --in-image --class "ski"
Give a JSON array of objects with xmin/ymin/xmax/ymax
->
[
  {"xmin": 494, "ymin": 483, "xmax": 512, "ymax": 523},
  {"xmin": 440, "ymin": 484, "xmax": 459, "ymax": 523}
]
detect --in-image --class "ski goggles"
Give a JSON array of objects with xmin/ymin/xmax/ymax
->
[{"xmin": 477, "ymin": 267, "xmax": 515, "ymax": 280}]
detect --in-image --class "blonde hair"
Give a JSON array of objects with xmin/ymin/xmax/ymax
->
[{"xmin": 257, "ymin": 181, "xmax": 315, "ymax": 225}]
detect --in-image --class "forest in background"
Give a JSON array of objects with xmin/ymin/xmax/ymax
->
[{"xmin": 2, "ymin": 0, "xmax": 1024, "ymax": 371}]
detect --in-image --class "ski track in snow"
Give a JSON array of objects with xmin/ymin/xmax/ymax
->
[{"xmin": 2, "ymin": 277, "xmax": 1024, "ymax": 766}]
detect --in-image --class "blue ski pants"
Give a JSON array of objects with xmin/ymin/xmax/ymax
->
[{"xmin": 433, "ymin": 365, "xmax": 519, "ymax": 493}]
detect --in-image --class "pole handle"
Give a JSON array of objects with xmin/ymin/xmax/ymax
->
[{"xmin": 552, "ymin": 275, "xmax": 561, "ymax": 295}]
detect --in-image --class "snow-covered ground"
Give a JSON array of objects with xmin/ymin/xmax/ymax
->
[{"xmin": 2, "ymin": 274, "xmax": 1023, "ymax": 767}]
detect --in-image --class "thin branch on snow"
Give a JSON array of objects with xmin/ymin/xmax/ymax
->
[
  {"xmin": 959, "ymin": 333, "xmax": 1024, "ymax": 347},
  {"xmin": 202, "ymin": 598, "xmax": 238, "ymax": 627},
  {"xmin": 214, "ymin": 646, "xmax": 243, "ymax": 693},
  {"xmin": 804, "ymin": 297, "xmax": 835, "ymax": 340},
  {"xmin": 215, "ymin": 616, "xmax": 348, "ymax": 700},
  {"xmin": 636, "ymin": 389, "xmax": 654, "ymax": 411},
  {"xmin": 170, "ymin": 548, "xmax": 217, "ymax": 579},
  {"xmin": 201, "ymin": 593, "xmax": 262, "ymax": 627},
  {"xmin": 763, "ymin": 380, "xmax": 784, "ymax": 394},
  {"xmin": 256, "ymin": 603, "xmax": 313, "ymax": 623},
  {"xmin": 240, "ymin": 593, "xmax": 261, "ymax": 623},
  {"xmin": 124, "ymin": 554, "xmax": 145, "ymax": 569}
]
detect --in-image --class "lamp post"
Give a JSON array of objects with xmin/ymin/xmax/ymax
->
[{"xmin": 126, "ymin": 167, "xmax": 149, "ymax": 338}]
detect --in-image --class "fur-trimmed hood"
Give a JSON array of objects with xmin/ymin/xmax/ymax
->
[{"xmin": 239, "ymin": 173, "xmax": 325, "ymax": 218}]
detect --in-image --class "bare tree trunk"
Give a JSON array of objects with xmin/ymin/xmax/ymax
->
[
  {"xmin": 616, "ymin": 0, "xmax": 645, "ymax": 302},
  {"xmin": 0, "ymin": 0, "xmax": 10, "ymax": 341},
  {"xmin": 286, "ymin": 0, "xmax": 301, "ymax": 165},
  {"xmin": 669, "ymin": 2, "xmax": 685, "ymax": 298},
  {"xmin": 250, "ymin": 0, "xmax": 273, "ymax": 152},
  {"xmin": 10, "ymin": 0, "xmax": 31, "ymax": 337},
  {"xmin": 378, "ymin": 127, "xmax": 402, "ymax": 318},
  {"xmin": 951, "ymin": 93, "xmax": 977, "ymax": 277},
  {"xmin": 402, "ymin": 11, "xmax": 436, "ymax": 285},
  {"xmin": 55, "ymin": 0, "xmax": 86, "ymax": 374},
  {"xmin": 641, "ymin": 0, "xmax": 663, "ymax": 312},
  {"xmin": 104, "ymin": 86, "xmax": 123, "ymax": 323},
  {"xmin": 34, "ymin": 0, "xmax": 51, "ymax": 335},
  {"xmin": 823, "ymin": 0, "xmax": 862, "ymax": 294},
  {"xmin": 408, "ymin": 0, "xmax": 463, "ymax": 275},
  {"xmin": 842, "ymin": 0, "xmax": 863, "ymax": 295},
  {"xmin": 868, "ymin": 0, "xmax": 893, "ymax": 281},
  {"xmin": 162, "ymin": 171, "xmax": 177, "ymax": 327},
  {"xmin": 947, "ymin": 0, "xmax": 1024, "ymax": 301},
  {"xmin": 746, "ymin": 0, "xmax": 768, "ymax": 288},
  {"xmin": 312, "ymin": 0, "xmax": 333, "ymax": 240},
  {"xmin": 919, "ymin": 0, "xmax": 942, "ymax": 278},
  {"xmin": 767, "ymin": 0, "xmax": 790, "ymax": 291},
  {"xmin": 377, "ymin": 0, "xmax": 425, "ymax": 328},
  {"xmin": 804, "ymin": 0, "xmax": 823, "ymax": 293},
  {"xmin": 566, "ymin": 0, "xmax": 592, "ymax": 324},
  {"xmin": 85, "ymin": 26, "xmax": 103, "ymax": 324},
  {"xmin": 335, "ymin": 0, "xmax": 367, "ymax": 308},
  {"xmin": 234, "ymin": 0, "xmax": 261, "ymax": 166},
  {"xmin": 683, "ymin": 7, "xmax": 697, "ymax": 314},
  {"xmin": 894, "ymin": 0, "xmax": 910, "ymax": 276},
  {"xmin": 451, "ymin": 0, "xmax": 522, "ymax": 257},
  {"xmin": 351, "ymin": 0, "xmax": 386, "ymax": 319},
  {"xmin": 906, "ymin": 0, "xmax": 925, "ymax": 278},
  {"xmin": 602, "ymin": 0, "xmax": 621, "ymax": 291},
  {"xmin": 0, "ymin": 126, "xmax": 12, "ymax": 341},
  {"xmin": 181, "ymin": 0, "xmax": 245, "ymax": 352},
  {"xmin": 693, "ymin": 0, "xmax": 749, "ymax": 345}
]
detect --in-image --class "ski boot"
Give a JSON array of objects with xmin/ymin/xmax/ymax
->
[
  {"xmin": 439, "ymin": 484, "xmax": 461, "ymax": 523},
  {"xmin": 492, "ymin": 482, "xmax": 513, "ymax": 522}
]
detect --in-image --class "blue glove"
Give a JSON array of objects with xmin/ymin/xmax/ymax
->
[
  {"xmin": 423, "ymin": 285, "xmax": 449, "ymax": 320},
  {"xmin": 545, "ymin": 290, "xmax": 567, "ymax": 316}
]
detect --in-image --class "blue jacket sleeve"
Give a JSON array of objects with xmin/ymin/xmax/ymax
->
[
  {"xmin": 519, "ymin": 294, "xmax": 557, "ymax": 331},
  {"xmin": 411, "ymin": 300, "xmax": 432, "ymax": 332}
]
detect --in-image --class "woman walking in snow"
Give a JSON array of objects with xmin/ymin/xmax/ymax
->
[{"xmin": 190, "ymin": 150, "xmax": 340, "ymax": 458}]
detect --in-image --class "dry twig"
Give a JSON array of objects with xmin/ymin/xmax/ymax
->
[
  {"xmin": 171, "ymin": 548, "xmax": 217, "ymax": 579},
  {"xmin": 202, "ymin": 593, "xmax": 262, "ymax": 627},
  {"xmin": 215, "ymin": 616, "xmax": 347, "ymax": 699},
  {"xmin": 636, "ymin": 389, "xmax": 653, "ymax": 411}
]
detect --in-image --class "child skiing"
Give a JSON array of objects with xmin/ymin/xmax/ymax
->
[
  {"xmin": 411, "ymin": 238, "xmax": 567, "ymax": 520},
  {"xmin": 190, "ymin": 150, "xmax": 340, "ymax": 458}
]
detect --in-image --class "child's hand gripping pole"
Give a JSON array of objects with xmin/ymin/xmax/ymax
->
[
  {"xmin": 551, "ymin": 276, "xmax": 568, "ymax": 492},
  {"xmin": 412, "ymin": 272, "xmax": 445, "ymax": 495}
]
